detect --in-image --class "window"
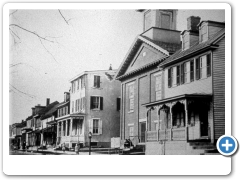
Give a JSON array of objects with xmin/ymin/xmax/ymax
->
[
  {"xmin": 176, "ymin": 65, "xmax": 180, "ymax": 85},
  {"xmin": 200, "ymin": 57, "xmax": 203, "ymax": 79},
  {"xmin": 129, "ymin": 84, "xmax": 134, "ymax": 112},
  {"xmin": 144, "ymin": 10, "xmax": 151, "ymax": 31},
  {"xmin": 65, "ymin": 106, "xmax": 68, "ymax": 115},
  {"xmin": 72, "ymin": 101, "xmax": 74, "ymax": 113},
  {"xmin": 129, "ymin": 126, "xmax": 134, "ymax": 137},
  {"xmin": 168, "ymin": 68, "xmax": 172, "ymax": 88},
  {"xmin": 190, "ymin": 60, "xmax": 194, "ymax": 81},
  {"xmin": 89, "ymin": 119, "xmax": 102, "ymax": 135},
  {"xmin": 94, "ymin": 75, "xmax": 100, "ymax": 88},
  {"xmin": 81, "ymin": 75, "xmax": 86, "ymax": 89},
  {"xmin": 75, "ymin": 100, "xmax": 77, "ymax": 112},
  {"xmin": 155, "ymin": 75, "xmax": 162, "ymax": 100},
  {"xmin": 63, "ymin": 107, "xmax": 65, "ymax": 116},
  {"xmin": 173, "ymin": 112, "xmax": 185, "ymax": 127},
  {"xmin": 77, "ymin": 79, "xmax": 79, "ymax": 90},
  {"xmin": 180, "ymin": 64, "xmax": 185, "ymax": 84},
  {"xmin": 90, "ymin": 96, "xmax": 103, "ymax": 110},
  {"xmin": 117, "ymin": 98, "xmax": 121, "ymax": 111},
  {"xmin": 207, "ymin": 54, "xmax": 211, "ymax": 77},
  {"xmin": 201, "ymin": 25, "xmax": 208, "ymax": 42},
  {"xmin": 184, "ymin": 63, "xmax": 187, "ymax": 83},
  {"xmin": 161, "ymin": 13, "xmax": 171, "ymax": 29},
  {"xmin": 195, "ymin": 57, "xmax": 200, "ymax": 80},
  {"xmin": 72, "ymin": 83, "xmax": 74, "ymax": 93}
]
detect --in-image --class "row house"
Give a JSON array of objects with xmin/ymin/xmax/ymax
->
[
  {"xmin": 143, "ymin": 17, "xmax": 225, "ymax": 154},
  {"xmin": 115, "ymin": 9, "xmax": 181, "ymax": 147},
  {"xmin": 56, "ymin": 69, "xmax": 121, "ymax": 148},
  {"xmin": 9, "ymin": 121, "xmax": 26, "ymax": 149}
]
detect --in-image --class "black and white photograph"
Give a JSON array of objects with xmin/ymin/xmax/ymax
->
[
  {"xmin": 3, "ymin": 2, "xmax": 235, "ymax": 176},
  {"xmin": 8, "ymin": 8, "xmax": 226, "ymax": 156}
]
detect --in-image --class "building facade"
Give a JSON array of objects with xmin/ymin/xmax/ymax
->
[
  {"xmin": 57, "ymin": 69, "xmax": 121, "ymax": 148},
  {"xmin": 143, "ymin": 17, "xmax": 225, "ymax": 154},
  {"xmin": 115, "ymin": 9, "xmax": 181, "ymax": 147}
]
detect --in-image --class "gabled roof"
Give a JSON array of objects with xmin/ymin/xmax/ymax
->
[
  {"xmin": 160, "ymin": 28, "xmax": 225, "ymax": 67},
  {"xmin": 115, "ymin": 35, "xmax": 181, "ymax": 80},
  {"xmin": 57, "ymin": 101, "xmax": 70, "ymax": 109},
  {"xmin": 26, "ymin": 115, "xmax": 33, "ymax": 121},
  {"xmin": 39, "ymin": 101, "xmax": 59, "ymax": 120}
]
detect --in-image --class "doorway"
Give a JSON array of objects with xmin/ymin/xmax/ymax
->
[{"xmin": 199, "ymin": 109, "xmax": 209, "ymax": 137}]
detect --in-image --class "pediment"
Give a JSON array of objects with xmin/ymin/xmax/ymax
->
[{"xmin": 125, "ymin": 43, "xmax": 166, "ymax": 74}]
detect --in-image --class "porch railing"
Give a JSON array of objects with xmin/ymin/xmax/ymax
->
[{"xmin": 146, "ymin": 127, "xmax": 187, "ymax": 142}]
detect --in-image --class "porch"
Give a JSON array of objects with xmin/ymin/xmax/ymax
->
[{"xmin": 143, "ymin": 94, "xmax": 213, "ymax": 143}]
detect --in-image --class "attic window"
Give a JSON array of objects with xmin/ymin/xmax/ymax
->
[{"xmin": 142, "ymin": 52, "xmax": 146, "ymax": 57}]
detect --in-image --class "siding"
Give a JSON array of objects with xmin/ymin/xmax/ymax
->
[
  {"xmin": 164, "ymin": 74, "xmax": 212, "ymax": 98},
  {"xmin": 212, "ymin": 37, "xmax": 225, "ymax": 140}
]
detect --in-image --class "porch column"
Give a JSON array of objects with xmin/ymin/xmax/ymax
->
[
  {"xmin": 66, "ymin": 120, "xmax": 68, "ymax": 136},
  {"xmin": 184, "ymin": 100, "xmax": 188, "ymax": 141},
  {"xmin": 56, "ymin": 122, "xmax": 59, "ymax": 138},
  {"xmin": 41, "ymin": 133, "xmax": 43, "ymax": 146},
  {"xmin": 69, "ymin": 118, "xmax": 73, "ymax": 136},
  {"xmin": 61, "ymin": 121, "xmax": 64, "ymax": 137},
  {"xmin": 169, "ymin": 104, "xmax": 173, "ymax": 141},
  {"xmin": 26, "ymin": 133, "xmax": 28, "ymax": 146}
]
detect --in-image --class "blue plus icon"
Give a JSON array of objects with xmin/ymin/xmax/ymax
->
[{"xmin": 217, "ymin": 135, "xmax": 238, "ymax": 156}]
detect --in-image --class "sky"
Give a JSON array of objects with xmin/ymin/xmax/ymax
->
[{"xmin": 9, "ymin": 9, "xmax": 225, "ymax": 124}]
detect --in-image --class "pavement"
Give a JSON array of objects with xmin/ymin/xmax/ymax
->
[{"xmin": 10, "ymin": 148, "xmax": 121, "ymax": 155}]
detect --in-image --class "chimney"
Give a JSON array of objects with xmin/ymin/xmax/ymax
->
[
  {"xmin": 46, "ymin": 98, "xmax": 50, "ymax": 106},
  {"xmin": 182, "ymin": 16, "xmax": 201, "ymax": 50},
  {"xmin": 187, "ymin": 16, "xmax": 201, "ymax": 32},
  {"xmin": 31, "ymin": 107, "xmax": 35, "ymax": 115},
  {"xmin": 64, "ymin": 92, "xmax": 70, "ymax": 102},
  {"xmin": 109, "ymin": 64, "xmax": 112, "ymax": 70}
]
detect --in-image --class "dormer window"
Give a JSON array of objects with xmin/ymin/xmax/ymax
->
[{"xmin": 182, "ymin": 33, "xmax": 189, "ymax": 50}]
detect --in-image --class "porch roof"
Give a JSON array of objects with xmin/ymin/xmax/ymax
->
[
  {"xmin": 55, "ymin": 113, "xmax": 85, "ymax": 121},
  {"xmin": 142, "ymin": 94, "xmax": 212, "ymax": 108}
]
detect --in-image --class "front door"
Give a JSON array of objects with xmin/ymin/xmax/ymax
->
[
  {"xmin": 199, "ymin": 110, "xmax": 208, "ymax": 137},
  {"xmin": 140, "ymin": 122, "xmax": 146, "ymax": 143}
]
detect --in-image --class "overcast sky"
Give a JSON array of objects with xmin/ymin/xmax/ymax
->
[{"xmin": 9, "ymin": 9, "xmax": 225, "ymax": 124}]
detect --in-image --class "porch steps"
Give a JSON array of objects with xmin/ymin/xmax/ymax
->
[{"xmin": 187, "ymin": 141, "xmax": 219, "ymax": 155}]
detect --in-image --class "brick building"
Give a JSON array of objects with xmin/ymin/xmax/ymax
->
[{"xmin": 115, "ymin": 9, "xmax": 181, "ymax": 148}]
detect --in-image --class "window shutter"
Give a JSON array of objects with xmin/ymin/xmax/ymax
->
[
  {"xmin": 83, "ymin": 97, "xmax": 85, "ymax": 110},
  {"xmin": 97, "ymin": 76, "xmax": 100, "ymax": 88},
  {"xmin": 207, "ymin": 54, "xmax": 211, "ymax": 77},
  {"xmin": 180, "ymin": 64, "xmax": 184, "ymax": 84},
  {"xmin": 99, "ymin": 120, "xmax": 102, "ymax": 134},
  {"xmin": 168, "ymin": 68, "xmax": 172, "ymax": 88},
  {"xmin": 176, "ymin": 66, "xmax": 180, "ymax": 85},
  {"xmin": 190, "ymin": 60, "xmax": 194, "ymax": 81},
  {"xmin": 90, "ymin": 96, "xmax": 93, "ymax": 109},
  {"xmin": 94, "ymin": 76, "xmax": 97, "ymax": 87},
  {"xmin": 100, "ymin": 97, "xmax": 103, "ymax": 110},
  {"xmin": 196, "ymin": 57, "xmax": 200, "ymax": 80},
  {"xmin": 89, "ymin": 119, "xmax": 93, "ymax": 133},
  {"xmin": 117, "ymin": 98, "xmax": 121, "ymax": 111}
]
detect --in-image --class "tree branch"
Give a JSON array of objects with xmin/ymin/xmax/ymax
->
[
  {"xmin": 58, "ymin": 10, "xmax": 71, "ymax": 25},
  {"xmin": 9, "ymin": 10, "xmax": 18, "ymax": 17},
  {"xmin": 9, "ymin": 24, "xmax": 55, "ymax": 43},
  {"xmin": 38, "ymin": 37, "xmax": 58, "ymax": 63},
  {"xmin": 9, "ymin": 83, "xmax": 36, "ymax": 99}
]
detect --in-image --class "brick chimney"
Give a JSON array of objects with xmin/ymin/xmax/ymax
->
[
  {"xmin": 31, "ymin": 107, "xmax": 35, "ymax": 115},
  {"xmin": 181, "ymin": 16, "xmax": 201, "ymax": 50},
  {"xmin": 187, "ymin": 16, "xmax": 201, "ymax": 32},
  {"xmin": 46, "ymin": 98, "xmax": 50, "ymax": 106}
]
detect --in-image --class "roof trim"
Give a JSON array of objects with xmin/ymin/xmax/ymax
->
[{"xmin": 142, "ymin": 94, "xmax": 212, "ymax": 107}]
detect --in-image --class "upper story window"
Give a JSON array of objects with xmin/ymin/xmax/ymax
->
[
  {"xmin": 93, "ymin": 75, "xmax": 100, "ymax": 88},
  {"xmin": 81, "ymin": 75, "xmax": 86, "ymax": 89},
  {"xmin": 117, "ymin": 98, "xmax": 121, "ymax": 111},
  {"xmin": 168, "ymin": 53, "xmax": 211, "ymax": 88},
  {"xmin": 90, "ymin": 96, "xmax": 103, "ymax": 110},
  {"xmin": 77, "ymin": 79, "xmax": 80, "ymax": 90},
  {"xmin": 155, "ymin": 75, "xmax": 162, "ymax": 101},
  {"xmin": 72, "ymin": 101, "xmax": 74, "ymax": 113},
  {"xmin": 161, "ymin": 13, "xmax": 171, "ymax": 29},
  {"xmin": 128, "ymin": 84, "xmax": 134, "ymax": 112},
  {"xmin": 144, "ymin": 10, "xmax": 151, "ymax": 31}
]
